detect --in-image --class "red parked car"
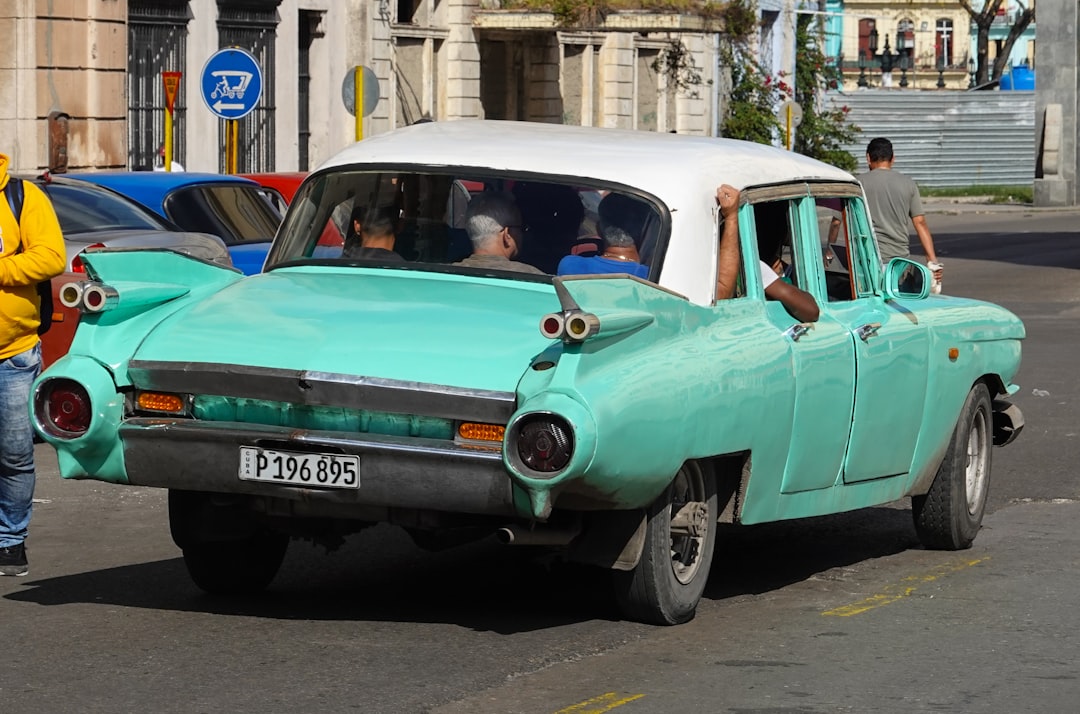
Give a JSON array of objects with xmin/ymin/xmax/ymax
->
[
  {"xmin": 239, "ymin": 172, "xmax": 308, "ymax": 213},
  {"xmin": 241, "ymin": 172, "xmax": 344, "ymax": 248}
]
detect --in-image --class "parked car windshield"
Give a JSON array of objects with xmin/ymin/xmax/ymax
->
[
  {"xmin": 41, "ymin": 180, "xmax": 175, "ymax": 235},
  {"xmin": 162, "ymin": 184, "xmax": 282, "ymax": 245},
  {"xmin": 267, "ymin": 169, "xmax": 667, "ymax": 279}
]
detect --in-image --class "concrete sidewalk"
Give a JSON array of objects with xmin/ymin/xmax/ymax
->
[{"xmin": 921, "ymin": 196, "xmax": 1080, "ymax": 215}]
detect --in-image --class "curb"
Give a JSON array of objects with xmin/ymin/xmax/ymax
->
[{"xmin": 921, "ymin": 198, "xmax": 1080, "ymax": 215}]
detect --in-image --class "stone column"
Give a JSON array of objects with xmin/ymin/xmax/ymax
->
[
  {"xmin": 600, "ymin": 33, "xmax": 635, "ymax": 129},
  {"xmin": 1034, "ymin": 0, "xmax": 1077, "ymax": 206},
  {"xmin": 444, "ymin": 0, "xmax": 482, "ymax": 120}
]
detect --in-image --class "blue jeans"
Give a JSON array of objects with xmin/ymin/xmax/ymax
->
[{"xmin": 0, "ymin": 344, "xmax": 41, "ymax": 548}]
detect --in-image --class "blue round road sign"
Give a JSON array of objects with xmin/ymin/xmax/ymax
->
[{"xmin": 200, "ymin": 48, "xmax": 263, "ymax": 120}]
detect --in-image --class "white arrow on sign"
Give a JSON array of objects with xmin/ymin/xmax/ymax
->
[{"xmin": 213, "ymin": 101, "xmax": 245, "ymax": 112}]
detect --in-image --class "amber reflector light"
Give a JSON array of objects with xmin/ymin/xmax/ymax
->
[
  {"xmin": 458, "ymin": 423, "xmax": 506, "ymax": 442},
  {"xmin": 137, "ymin": 392, "xmax": 186, "ymax": 413}
]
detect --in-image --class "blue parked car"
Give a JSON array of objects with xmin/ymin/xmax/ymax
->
[{"xmin": 68, "ymin": 172, "xmax": 282, "ymax": 275}]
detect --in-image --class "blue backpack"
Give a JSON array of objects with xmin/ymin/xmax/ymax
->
[{"xmin": 3, "ymin": 179, "xmax": 53, "ymax": 335}]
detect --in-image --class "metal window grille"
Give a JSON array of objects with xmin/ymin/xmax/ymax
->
[
  {"xmin": 218, "ymin": 2, "xmax": 280, "ymax": 173},
  {"xmin": 128, "ymin": 1, "xmax": 190, "ymax": 170},
  {"xmin": 298, "ymin": 11, "xmax": 318, "ymax": 171}
]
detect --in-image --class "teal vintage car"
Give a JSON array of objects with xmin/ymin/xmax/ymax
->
[{"xmin": 32, "ymin": 121, "xmax": 1024, "ymax": 625}]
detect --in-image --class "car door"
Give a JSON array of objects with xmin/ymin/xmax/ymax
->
[
  {"xmin": 741, "ymin": 191, "xmax": 855, "ymax": 495},
  {"xmin": 812, "ymin": 193, "xmax": 930, "ymax": 482}
]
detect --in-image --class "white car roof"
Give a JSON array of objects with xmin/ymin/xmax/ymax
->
[{"xmin": 317, "ymin": 120, "xmax": 856, "ymax": 196}]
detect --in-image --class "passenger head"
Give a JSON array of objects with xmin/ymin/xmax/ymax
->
[
  {"xmin": 597, "ymin": 193, "xmax": 651, "ymax": 250},
  {"xmin": 866, "ymin": 137, "xmax": 894, "ymax": 164},
  {"xmin": 351, "ymin": 203, "xmax": 399, "ymax": 241},
  {"xmin": 464, "ymin": 191, "xmax": 524, "ymax": 257}
]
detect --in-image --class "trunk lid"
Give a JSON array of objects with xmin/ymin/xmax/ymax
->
[{"xmin": 133, "ymin": 266, "xmax": 559, "ymax": 392}]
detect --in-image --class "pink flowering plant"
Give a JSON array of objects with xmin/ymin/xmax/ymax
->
[{"xmin": 792, "ymin": 14, "xmax": 859, "ymax": 171}]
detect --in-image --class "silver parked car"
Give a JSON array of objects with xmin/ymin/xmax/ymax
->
[{"xmin": 24, "ymin": 172, "xmax": 233, "ymax": 272}]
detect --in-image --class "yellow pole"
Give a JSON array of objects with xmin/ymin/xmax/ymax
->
[
  {"xmin": 786, "ymin": 105, "xmax": 792, "ymax": 151},
  {"xmin": 164, "ymin": 109, "xmax": 174, "ymax": 171},
  {"xmin": 225, "ymin": 120, "xmax": 237, "ymax": 174},
  {"xmin": 355, "ymin": 66, "xmax": 363, "ymax": 141}
]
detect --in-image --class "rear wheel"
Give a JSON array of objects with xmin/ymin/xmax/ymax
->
[
  {"xmin": 913, "ymin": 383, "xmax": 993, "ymax": 550},
  {"xmin": 182, "ymin": 533, "xmax": 289, "ymax": 595},
  {"xmin": 169, "ymin": 490, "xmax": 288, "ymax": 594},
  {"xmin": 613, "ymin": 460, "xmax": 717, "ymax": 625}
]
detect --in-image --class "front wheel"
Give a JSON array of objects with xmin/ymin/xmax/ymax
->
[
  {"xmin": 613, "ymin": 460, "xmax": 718, "ymax": 625},
  {"xmin": 913, "ymin": 383, "xmax": 993, "ymax": 550}
]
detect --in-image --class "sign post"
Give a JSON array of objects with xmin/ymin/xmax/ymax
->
[
  {"xmin": 777, "ymin": 100, "xmax": 803, "ymax": 151},
  {"xmin": 341, "ymin": 65, "xmax": 380, "ymax": 141},
  {"xmin": 162, "ymin": 71, "xmax": 182, "ymax": 171},
  {"xmin": 200, "ymin": 48, "xmax": 263, "ymax": 173}
]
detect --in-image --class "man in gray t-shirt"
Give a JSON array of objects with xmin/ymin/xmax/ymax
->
[{"xmin": 857, "ymin": 137, "xmax": 942, "ymax": 284}]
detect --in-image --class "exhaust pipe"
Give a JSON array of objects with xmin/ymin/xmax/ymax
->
[
  {"xmin": 992, "ymin": 399, "xmax": 1024, "ymax": 446},
  {"xmin": 81, "ymin": 283, "xmax": 118, "ymax": 312},
  {"xmin": 497, "ymin": 523, "xmax": 580, "ymax": 546},
  {"xmin": 58, "ymin": 281, "xmax": 85, "ymax": 309}
]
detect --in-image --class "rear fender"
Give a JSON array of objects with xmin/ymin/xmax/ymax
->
[{"xmin": 65, "ymin": 250, "xmax": 244, "ymax": 383}]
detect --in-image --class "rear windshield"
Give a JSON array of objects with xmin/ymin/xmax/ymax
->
[
  {"xmin": 45, "ymin": 182, "xmax": 173, "ymax": 235},
  {"xmin": 265, "ymin": 169, "xmax": 667, "ymax": 281},
  {"xmin": 163, "ymin": 184, "xmax": 282, "ymax": 244}
]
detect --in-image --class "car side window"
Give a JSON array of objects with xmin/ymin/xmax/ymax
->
[
  {"xmin": 750, "ymin": 199, "xmax": 803, "ymax": 293},
  {"xmin": 814, "ymin": 196, "xmax": 876, "ymax": 302}
]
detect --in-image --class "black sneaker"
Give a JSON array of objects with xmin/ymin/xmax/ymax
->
[{"xmin": 0, "ymin": 542, "xmax": 28, "ymax": 576}]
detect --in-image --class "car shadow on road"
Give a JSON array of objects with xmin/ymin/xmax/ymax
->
[
  {"xmin": 1, "ymin": 525, "xmax": 620, "ymax": 634},
  {"xmin": 703, "ymin": 505, "xmax": 922, "ymax": 601},
  {"xmin": 4, "ymin": 508, "xmax": 921, "ymax": 631}
]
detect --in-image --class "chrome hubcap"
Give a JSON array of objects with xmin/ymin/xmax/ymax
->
[
  {"xmin": 965, "ymin": 406, "xmax": 990, "ymax": 516},
  {"xmin": 668, "ymin": 462, "xmax": 708, "ymax": 585}
]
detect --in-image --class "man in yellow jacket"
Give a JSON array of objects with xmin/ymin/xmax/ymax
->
[{"xmin": 0, "ymin": 155, "xmax": 65, "ymax": 576}]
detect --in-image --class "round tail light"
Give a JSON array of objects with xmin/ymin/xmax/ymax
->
[
  {"xmin": 515, "ymin": 415, "xmax": 573, "ymax": 473},
  {"xmin": 70, "ymin": 244, "xmax": 104, "ymax": 274},
  {"xmin": 36, "ymin": 378, "xmax": 92, "ymax": 438}
]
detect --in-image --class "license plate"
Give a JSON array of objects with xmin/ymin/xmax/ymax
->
[{"xmin": 238, "ymin": 447, "xmax": 360, "ymax": 489}]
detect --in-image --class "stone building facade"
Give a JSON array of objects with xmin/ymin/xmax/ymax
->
[
  {"xmin": 826, "ymin": 0, "xmax": 1035, "ymax": 91},
  {"xmin": 1, "ymin": 1, "xmax": 794, "ymax": 175}
]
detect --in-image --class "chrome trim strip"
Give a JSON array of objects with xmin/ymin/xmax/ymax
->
[
  {"xmin": 742, "ymin": 181, "xmax": 863, "ymax": 203},
  {"xmin": 119, "ymin": 418, "xmax": 516, "ymax": 516},
  {"xmin": 126, "ymin": 361, "xmax": 517, "ymax": 423}
]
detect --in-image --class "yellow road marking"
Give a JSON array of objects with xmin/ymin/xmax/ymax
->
[
  {"xmin": 555, "ymin": 692, "xmax": 646, "ymax": 714},
  {"xmin": 823, "ymin": 557, "xmax": 988, "ymax": 617}
]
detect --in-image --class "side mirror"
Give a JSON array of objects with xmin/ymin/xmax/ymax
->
[{"xmin": 884, "ymin": 258, "xmax": 931, "ymax": 300}]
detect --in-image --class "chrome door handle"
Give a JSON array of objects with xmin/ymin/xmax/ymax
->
[
  {"xmin": 856, "ymin": 322, "xmax": 882, "ymax": 341},
  {"xmin": 785, "ymin": 323, "xmax": 813, "ymax": 342}
]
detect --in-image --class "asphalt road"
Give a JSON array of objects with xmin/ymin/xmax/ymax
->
[{"xmin": 3, "ymin": 206, "xmax": 1078, "ymax": 714}]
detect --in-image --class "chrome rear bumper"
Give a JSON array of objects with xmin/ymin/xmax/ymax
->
[{"xmin": 119, "ymin": 418, "xmax": 517, "ymax": 517}]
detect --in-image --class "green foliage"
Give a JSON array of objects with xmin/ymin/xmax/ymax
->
[
  {"xmin": 921, "ymin": 185, "xmax": 1033, "ymax": 204},
  {"xmin": 500, "ymin": 1, "xmax": 724, "ymax": 26},
  {"xmin": 792, "ymin": 14, "xmax": 859, "ymax": 172},
  {"xmin": 721, "ymin": 61, "xmax": 788, "ymax": 145},
  {"xmin": 719, "ymin": 1, "xmax": 787, "ymax": 144},
  {"xmin": 653, "ymin": 39, "xmax": 703, "ymax": 94},
  {"xmin": 718, "ymin": 2, "xmax": 858, "ymax": 172}
]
